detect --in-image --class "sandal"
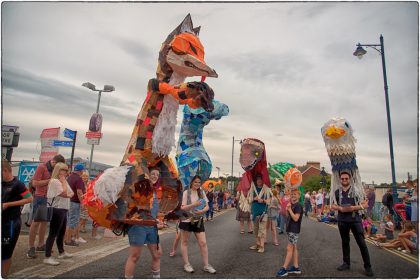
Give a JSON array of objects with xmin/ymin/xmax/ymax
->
[
  {"xmin": 169, "ymin": 251, "xmax": 176, "ymax": 257},
  {"xmin": 248, "ymin": 231, "xmax": 253, "ymax": 234},
  {"xmin": 240, "ymin": 231, "xmax": 245, "ymax": 234},
  {"xmin": 273, "ymin": 242, "xmax": 279, "ymax": 246}
]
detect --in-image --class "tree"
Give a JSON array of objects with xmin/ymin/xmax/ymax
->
[{"xmin": 303, "ymin": 175, "xmax": 331, "ymax": 193}]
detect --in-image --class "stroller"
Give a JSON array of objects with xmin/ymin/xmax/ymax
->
[{"xmin": 393, "ymin": 203, "xmax": 407, "ymax": 230}]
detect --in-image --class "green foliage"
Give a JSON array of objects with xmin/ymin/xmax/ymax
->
[
  {"xmin": 303, "ymin": 175, "xmax": 331, "ymax": 193},
  {"xmin": 207, "ymin": 176, "xmax": 240, "ymax": 192}
]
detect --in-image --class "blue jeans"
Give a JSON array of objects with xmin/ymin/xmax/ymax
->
[
  {"xmin": 277, "ymin": 214, "xmax": 286, "ymax": 233},
  {"xmin": 67, "ymin": 202, "xmax": 81, "ymax": 229},
  {"xmin": 406, "ymin": 205, "xmax": 412, "ymax": 221},
  {"xmin": 206, "ymin": 202, "xmax": 214, "ymax": 220},
  {"xmin": 304, "ymin": 202, "xmax": 312, "ymax": 216},
  {"xmin": 217, "ymin": 199, "xmax": 223, "ymax": 210}
]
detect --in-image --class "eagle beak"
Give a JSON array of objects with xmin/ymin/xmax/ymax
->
[{"xmin": 325, "ymin": 126, "xmax": 346, "ymax": 138}]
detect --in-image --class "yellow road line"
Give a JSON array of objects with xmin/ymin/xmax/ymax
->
[{"xmin": 308, "ymin": 217, "xmax": 418, "ymax": 264}]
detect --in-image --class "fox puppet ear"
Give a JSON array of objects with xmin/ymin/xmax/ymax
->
[
  {"xmin": 193, "ymin": 26, "xmax": 201, "ymax": 36},
  {"xmin": 164, "ymin": 14, "xmax": 198, "ymax": 43}
]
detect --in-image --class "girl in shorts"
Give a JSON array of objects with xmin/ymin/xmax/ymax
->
[
  {"xmin": 179, "ymin": 175, "xmax": 216, "ymax": 274},
  {"xmin": 124, "ymin": 167, "xmax": 162, "ymax": 279}
]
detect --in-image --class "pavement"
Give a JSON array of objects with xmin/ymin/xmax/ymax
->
[
  {"xmin": 55, "ymin": 209, "xmax": 418, "ymax": 279},
  {"xmin": 8, "ymin": 208, "xmax": 230, "ymax": 278},
  {"xmin": 307, "ymin": 215, "xmax": 419, "ymax": 265},
  {"xmin": 8, "ymin": 208, "xmax": 419, "ymax": 279}
]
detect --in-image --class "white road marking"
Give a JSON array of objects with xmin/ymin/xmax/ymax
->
[{"xmin": 9, "ymin": 237, "xmax": 130, "ymax": 279}]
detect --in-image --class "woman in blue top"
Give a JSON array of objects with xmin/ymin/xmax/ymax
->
[{"xmin": 247, "ymin": 174, "xmax": 272, "ymax": 253}]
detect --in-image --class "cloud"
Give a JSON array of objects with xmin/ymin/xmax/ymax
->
[{"xmin": 2, "ymin": 2, "xmax": 418, "ymax": 183}]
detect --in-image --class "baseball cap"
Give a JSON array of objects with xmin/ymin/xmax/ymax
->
[{"xmin": 74, "ymin": 163, "xmax": 85, "ymax": 171}]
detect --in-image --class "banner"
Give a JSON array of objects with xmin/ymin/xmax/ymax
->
[
  {"xmin": 18, "ymin": 162, "xmax": 39, "ymax": 186},
  {"xmin": 86, "ymin": 113, "xmax": 103, "ymax": 145},
  {"xmin": 39, "ymin": 127, "xmax": 60, "ymax": 163}
]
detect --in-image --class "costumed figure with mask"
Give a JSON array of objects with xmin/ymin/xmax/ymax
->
[
  {"xmin": 321, "ymin": 117, "xmax": 366, "ymax": 208},
  {"xmin": 322, "ymin": 117, "xmax": 373, "ymax": 276},
  {"xmin": 83, "ymin": 14, "xmax": 218, "ymax": 233},
  {"xmin": 176, "ymin": 100, "xmax": 229, "ymax": 189}
]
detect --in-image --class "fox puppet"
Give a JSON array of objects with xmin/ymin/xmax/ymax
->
[{"xmin": 84, "ymin": 14, "xmax": 220, "ymax": 231}]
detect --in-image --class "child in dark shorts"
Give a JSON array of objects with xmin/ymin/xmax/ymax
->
[{"xmin": 276, "ymin": 189, "xmax": 303, "ymax": 277}]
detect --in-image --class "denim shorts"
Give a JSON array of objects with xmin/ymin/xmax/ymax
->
[
  {"xmin": 67, "ymin": 202, "xmax": 81, "ymax": 229},
  {"xmin": 128, "ymin": 225, "xmax": 159, "ymax": 246},
  {"xmin": 31, "ymin": 196, "xmax": 47, "ymax": 221}
]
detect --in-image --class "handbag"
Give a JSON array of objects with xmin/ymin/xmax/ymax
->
[
  {"xmin": 33, "ymin": 198, "xmax": 54, "ymax": 222},
  {"xmin": 258, "ymin": 212, "xmax": 268, "ymax": 223}
]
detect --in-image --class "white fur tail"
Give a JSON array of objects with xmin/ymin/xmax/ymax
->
[{"xmin": 93, "ymin": 166, "xmax": 131, "ymax": 206}]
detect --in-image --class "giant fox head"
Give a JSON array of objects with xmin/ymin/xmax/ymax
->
[{"xmin": 157, "ymin": 14, "xmax": 218, "ymax": 82}]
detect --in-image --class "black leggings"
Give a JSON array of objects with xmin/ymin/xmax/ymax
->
[{"xmin": 45, "ymin": 208, "xmax": 68, "ymax": 258}]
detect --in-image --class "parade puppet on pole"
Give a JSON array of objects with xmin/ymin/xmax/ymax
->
[
  {"xmin": 236, "ymin": 138, "xmax": 272, "ymax": 213},
  {"xmin": 84, "ymin": 14, "xmax": 219, "ymax": 230},
  {"xmin": 268, "ymin": 162, "xmax": 302, "ymax": 190},
  {"xmin": 321, "ymin": 117, "xmax": 365, "ymax": 206},
  {"xmin": 202, "ymin": 179, "xmax": 222, "ymax": 190},
  {"xmin": 176, "ymin": 100, "xmax": 229, "ymax": 189}
]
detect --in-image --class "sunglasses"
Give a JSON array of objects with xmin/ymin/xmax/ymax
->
[{"xmin": 340, "ymin": 178, "xmax": 349, "ymax": 181}]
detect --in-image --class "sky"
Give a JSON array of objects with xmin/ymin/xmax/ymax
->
[{"xmin": 2, "ymin": 1, "xmax": 419, "ymax": 184}]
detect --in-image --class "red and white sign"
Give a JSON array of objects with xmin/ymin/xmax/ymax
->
[
  {"xmin": 39, "ymin": 127, "xmax": 60, "ymax": 163},
  {"xmin": 85, "ymin": 132, "xmax": 103, "ymax": 139},
  {"xmin": 87, "ymin": 138, "xmax": 100, "ymax": 145}
]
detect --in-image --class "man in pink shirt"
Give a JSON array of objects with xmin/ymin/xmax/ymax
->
[{"xmin": 27, "ymin": 154, "xmax": 65, "ymax": 259}]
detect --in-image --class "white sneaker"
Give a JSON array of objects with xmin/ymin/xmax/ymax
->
[
  {"xmin": 76, "ymin": 237, "xmax": 87, "ymax": 244},
  {"xmin": 184, "ymin": 263, "xmax": 194, "ymax": 273},
  {"xmin": 203, "ymin": 264, "xmax": 216, "ymax": 274},
  {"xmin": 152, "ymin": 270, "xmax": 160, "ymax": 279},
  {"xmin": 57, "ymin": 252, "xmax": 73, "ymax": 259},
  {"xmin": 93, "ymin": 235, "xmax": 103, "ymax": 240},
  {"xmin": 43, "ymin": 257, "xmax": 60, "ymax": 266}
]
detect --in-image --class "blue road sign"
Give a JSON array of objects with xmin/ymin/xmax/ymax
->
[
  {"xmin": 18, "ymin": 162, "xmax": 39, "ymax": 186},
  {"xmin": 64, "ymin": 128, "xmax": 76, "ymax": 140},
  {"xmin": 53, "ymin": 140, "xmax": 73, "ymax": 147}
]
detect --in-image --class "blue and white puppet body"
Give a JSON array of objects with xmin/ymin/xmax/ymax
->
[{"xmin": 176, "ymin": 100, "xmax": 229, "ymax": 189}]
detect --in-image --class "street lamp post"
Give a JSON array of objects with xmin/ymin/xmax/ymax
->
[
  {"xmin": 231, "ymin": 136, "xmax": 242, "ymax": 178},
  {"xmin": 230, "ymin": 136, "xmax": 242, "ymax": 193},
  {"xmin": 353, "ymin": 35, "xmax": 397, "ymax": 202},
  {"xmin": 216, "ymin": 166, "xmax": 220, "ymax": 178},
  {"xmin": 82, "ymin": 82, "xmax": 115, "ymax": 176},
  {"xmin": 320, "ymin": 167, "xmax": 327, "ymax": 190}
]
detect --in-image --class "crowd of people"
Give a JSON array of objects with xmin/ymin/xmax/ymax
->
[
  {"xmin": 1, "ymin": 155, "xmax": 105, "ymax": 277},
  {"xmin": 2, "ymin": 156, "xmax": 418, "ymax": 278},
  {"xmin": 367, "ymin": 179, "xmax": 418, "ymax": 255}
]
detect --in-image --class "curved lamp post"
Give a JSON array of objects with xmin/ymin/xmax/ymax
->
[{"xmin": 353, "ymin": 35, "xmax": 397, "ymax": 202}]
